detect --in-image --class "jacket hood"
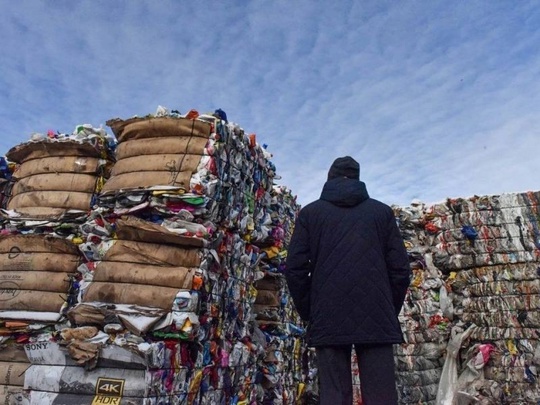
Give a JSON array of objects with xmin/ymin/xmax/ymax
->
[
  {"xmin": 320, "ymin": 177, "xmax": 370, "ymax": 207},
  {"xmin": 327, "ymin": 156, "xmax": 360, "ymax": 180}
]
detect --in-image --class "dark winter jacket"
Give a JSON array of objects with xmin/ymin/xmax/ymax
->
[{"xmin": 285, "ymin": 177, "xmax": 411, "ymax": 346}]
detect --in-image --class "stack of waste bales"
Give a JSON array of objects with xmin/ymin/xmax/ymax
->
[
  {"xmin": 0, "ymin": 125, "xmax": 116, "ymax": 404},
  {"xmin": 389, "ymin": 193, "xmax": 540, "ymax": 404},
  {"xmin": 425, "ymin": 193, "xmax": 540, "ymax": 404},
  {"xmin": 391, "ymin": 201, "xmax": 450, "ymax": 404},
  {"xmin": 0, "ymin": 235, "xmax": 81, "ymax": 323},
  {"xmin": 4, "ymin": 126, "xmax": 114, "ymax": 222},
  {"xmin": 17, "ymin": 107, "xmax": 307, "ymax": 404},
  {"xmin": 252, "ymin": 186, "xmax": 313, "ymax": 404},
  {"xmin": 9, "ymin": 107, "xmax": 539, "ymax": 404}
]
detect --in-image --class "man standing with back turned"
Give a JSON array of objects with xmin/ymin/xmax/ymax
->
[{"xmin": 285, "ymin": 156, "xmax": 411, "ymax": 405}]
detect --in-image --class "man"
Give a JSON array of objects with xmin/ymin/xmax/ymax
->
[{"xmin": 285, "ymin": 156, "xmax": 411, "ymax": 405}]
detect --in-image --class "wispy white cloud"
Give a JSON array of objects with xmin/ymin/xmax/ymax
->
[{"xmin": 1, "ymin": 1, "xmax": 540, "ymax": 208}]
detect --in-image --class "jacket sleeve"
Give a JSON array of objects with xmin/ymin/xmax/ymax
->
[
  {"xmin": 385, "ymin": 212, "xmax": 412, "ymax": 315},
  {"xmin": 285, "ymin": 211, "xmax": 312, "ymax": 321}
]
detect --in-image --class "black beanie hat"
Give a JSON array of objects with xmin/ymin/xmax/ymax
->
[{"xmin": 327, "ymin": 156, "xmax": 360, "ymax": 180}]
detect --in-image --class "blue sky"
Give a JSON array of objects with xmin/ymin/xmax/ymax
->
[{"xmin": 1, "ymin": 1, "xmax": 540, "ymax": 207}]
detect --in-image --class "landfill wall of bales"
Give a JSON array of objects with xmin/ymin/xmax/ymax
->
[
  {"xmin": 0, "ymin": 106, "xmax": 539, "ymax": 405},
  {"xmin": 393, "ymin": 194, "xmax": 540, "ymax": 404}
]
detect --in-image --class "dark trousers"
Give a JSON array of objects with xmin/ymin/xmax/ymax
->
[{"xmin": 316, "ymin": 344, "xmax": 398, "ymax": 405}]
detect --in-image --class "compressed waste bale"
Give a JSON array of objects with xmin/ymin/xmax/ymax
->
[
  {"xmin": 101, "ymin": 116, "xmax": 211, "ymax": 193},
  {"xmin": 4, "ymin": 126, "xmax": 114, "ymax": 219},
  {"xmin": 0, "ymin": 234, "xmax": 80, "ymax": 317},
  {"xmin": 391, "ymin": 201, "xmax": 449, "ymax": 404},
  {"xmin": 423, "ymin": 192, "xmax": 540, "ymax": 404}
]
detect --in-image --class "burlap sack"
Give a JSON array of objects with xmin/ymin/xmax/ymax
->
[
  {"xmin": 7, "ymin": 191, "xmax": 92, "ymax": 211},
  {"xmin": 115, "ymin": 216, "xmax": 205, "ymax": 248},
  {"xmin": 6, "ymin": 140, "xmax": 101, "ymax": 163},
  {"xmin": 67, "ymin": 303, "xmax": 166, "ymax": 327},
  {"xmin": 13, "ymin": 156, "xmax": 101, "ymax": 179},
  {"xmin": 0, "ymin": 253, "xmax": 79, "ymax": 272},
  {"xmin": 255, "ymin": 276, "xmax": 283, "ymax": 291},
  {"xmin": 255, "ymin": 290, "xmax": 280, "ymax": 306},
  {"xmin": 116, "ymin": 137, "xmax": 208, "ymax": 160},
  {"xmin": 83, "ymin": 282, "xmax": 185, "ymax": 310},
  {"xmin": 0, "ymin": 386, "xmax": 26, "ymax": 404},
  {"xmin": 253, "ymin": 304, "xmax": 280, "ymax": 322},
  {"xmin": 111, "ymin": 153, "xmax": 202, "ymax": 177},
  {"xmin": 107, "ymin": 117, "xmax": 211, "ymax": 143},
  {"xmin": 100, "ymin": 170, "xmax": 193, "ymax": 193},
  {"xmin": 0, "ymin": 290, "xmax": 66, "ymax": 312},
  {"xmin": 103, "ymin": 240, "xmax": 200, "ymax": 267},
  {"xmin": 93, "ymin": 262, "xmax": 194, "ymax": 289},
  {"xmin": 0, "ymin": 345, "xmax": 29, "ymax": 363},
  {"xmin": 0, "ymin": 235, "xmax": 79, "ymax": 254},
  {"xmin": 0, "ymin": 272, "xmax": 70, "ymax": 292},
  {"xmin": 12, "ymin": 173, "xmax": 97, "ymax": 194},
  {"xmin": 0, "ymin": 362, "xmax": 29, "ymax": 386},
  {"xmin": 66, "ymin": 304, "xmax": 106, "ymax": 325}
]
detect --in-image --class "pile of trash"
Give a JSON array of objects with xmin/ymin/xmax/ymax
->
[
  {"xmin": 430, "ymin": 193, "xmax": 540, "ymax": 404},
  {"xmin": 0, "ymin": 107, "xmax": 310, "ymax": 404},
  {"xmin": 0, "ymin": 125, "xmax": 116, "ymax": 404},
  {"xmin": 3, "ymin": 125, "xmax": 115, "ymax": 222},
  {"xmin": 2, "ymin": 106, "xmax": 538, "ymax": 405}
]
